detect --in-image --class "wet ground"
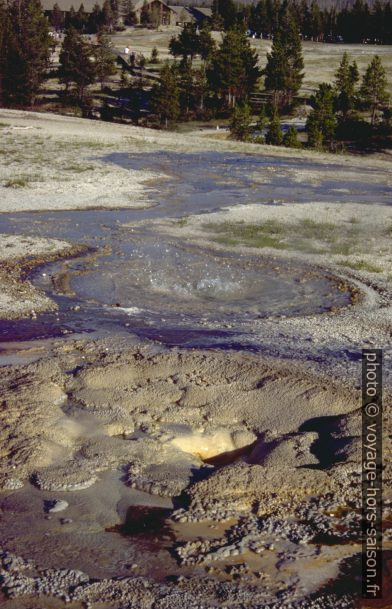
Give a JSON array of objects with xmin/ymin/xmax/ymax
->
[
  {"xmin": 0, "ymin": 148, "xmax": 391, "ymax": 608},
  {"xmin": 0, "ymin": 150, "xmax": 374, "ymax": 350}
]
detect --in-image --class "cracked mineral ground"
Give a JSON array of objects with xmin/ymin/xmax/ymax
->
[{"xmin": 0, "ymin": 111, "xmax": 391, "ymax": 609}]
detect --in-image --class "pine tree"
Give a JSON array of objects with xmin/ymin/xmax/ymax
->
[
  {"xmin": 212, "ymin": 0, "xmax": 237, "ymax": 30},
  {"xmin": 169, "ymin": 23, "xmax": 199, "ymax": 63},
  {"xmin": 89, "ymin": 3, "xmax": 102, "ymax": 33},
  {"xmin": 230, "ymin": 102, "xmax": 252, "ymax": 141},
  {"xmin": 0, "ymin": 2, "xmax": 11, "ymax": 106},
  {"xmin": 306, "ymin": 83, "xmax": 337, "ymax": 148},
  {"xmin": 193, "ymin": 65, "xmax": 209, "ymax": 112},
  {"xmin": 211, "ymin": 0, "xmax": 224, "ymax": 29},
  {"xmin": 2, "ymin": 0, "xmax": 51, "ymax": 106},
  {"xmin": 101, "ymin": 0, "xmax": 114, "ymax": 31},
  {"xmin": 283, "ymin": 126, "xmax": 301, "ymax": 147},
  {"xmin": 208, "ymin": 28, "xmax": 261, "ymax": 109},
  {"xmin": 150, "ymin": 46, "xmax": 159, "ymax": 64},
  {"xmin": 307, "ymin": 125, "xmax": 324, "ymax": 149},
  {"xmin": 264, "ymin": 14, "xmax": 304, "ymax": 109},
  {"xmin": 309, "ymin": 1, "xmax": 323, "ymax": 40},
  {"xmin": 110, "ymin": 0, "xmax": 119, "ymax": 25},
  {"xmin": 256, "ymin": 104, "xmax": 268, "ymax": 132},
  {"xmin": 151, "ymin": 62, "xmax": 180, "ymax": 128},
  {"xmin": 59, "ymin": 27, "xmax": 96, "ymax": 103},
  {"xmin": 122, "ymin": 0, "xmax": 136, "ymax": 26},
  {"xmin": 95, "ymin": 32, "xmax": 116, "ymax": 89},
  {"xmin": 178, "ymin": 59, "xmax": 195, "ymax": 116},
  {"xmin": 51, "ymin": 3, "xmax": 64, "ymax": 30},
  {"xmin": 265, "ymin": 109, "xmax": 283, "ymax": 145},
  {"xmin": 360, "ymin": 55, "xmax": 390, "ymax": 126},
  {"xmin": 198, "ymin": 25, "xmax": 215, "ymax": 63},
  {"xmin": 335, "ymin": 52, "xmax": 359, "ymax": 119},
  {"xmin": 263, "ymin": 29, "xmax": 286, "ymax": 107},
  {"xmin": 75, "ymin": 3, "xmax": 88, "ymax": 32},
  {"xmin": 255, "ymin": 103, "xmax": 268, "ymax": 141},
  {"xmin": 170, "ymin": 23, "xmax": 215, "ymax": 66},
  {"xmin": 66, "ymin": 5, "xmax": 76, "ymax": 29},
  {"xmin": 120, "ymin": 68, "xmax": 129, "ymax": 89},
  {"xmin": 285, "ymin": 15, "xmax": 304, "ymax": 106}
]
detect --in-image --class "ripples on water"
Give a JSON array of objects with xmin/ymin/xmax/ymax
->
[{"xmin": 0, "ymin": 150, "xmax": 381, "ymax": 351}]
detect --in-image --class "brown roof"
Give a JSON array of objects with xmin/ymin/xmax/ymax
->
[
  {"xmin": 191, "ymin": 7, "xmax": 212, "ymax": 17},
  {"xmin": 168, "ymin": 5, "xmax": 195, "ymax": 20},
  {"xmin": 133, "ymin": 0, "xmax": 176, "ymax": 11}
]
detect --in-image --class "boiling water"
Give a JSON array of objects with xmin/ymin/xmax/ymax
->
[{"xmin": 0, "ymin": 150, "xmax": 368, "ymax": 349}]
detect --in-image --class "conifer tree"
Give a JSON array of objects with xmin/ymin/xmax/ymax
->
[
  {"xmin": 208, "ymin": 28, "xmax": 260, "ymax": 108},
  {"xmin": 51, "ymin": 2, "xmax": 64, "ymax": 30},
  {"xmin": 151, "ymin": 62, "xmax": 180, "ymax": 127},
  {"xmin": 198, "ymin": 25, "xmax": 215, "ymax": 63},
  {"xmin": 306, "ymin": 83, "xmax": 337, "ymax": 148},
  {"xmin": 360, "ymin": 55, "xmax": 390, "ymax": 125},
  {"xmin": 230, "ymin": 102, "xmax": 252, "ymax": 141},
  {"xmin": 170, "ymin": 23, "xmax": 215, "ymax": 66},
  {"xmin": 150, "ymin": 46, "xmax": 159, "ymax": 64},
  {"xmin": 95, "ymin": 32, "xmax": 116, "ymax": 89},
  {"xmin": 255, "ymin": 103, "xmax": 268, "ymax": 142},
  {"xmin": 89, "ymin": 3, "xmax": 102, "ymax": 32},
  {"xmin": 75, "ymin": 3, "xmax": 88, "ymax": 31},
  {"xmin": 59, "ymin": 27, "xmax": 96, "ymax": 103},
  {"xmin": 178, "ymin": 59, "xmax": 195, "ymax": 116},
  {"xmin": 264, "ymin": 14, "xmax": 304, "ymax": 109},
  {"xmin": 66, "ymin": 5, "xmax": 76, "ymax": 28},
  {"xmin": 193, "ymin": 65, "xmax": 209, "ymax": 112},
  {"xmin": 334, "ymin": 52, "xmax": 359, "ymax": 119},
  {"xmin": 169, "ymin": 23, "xmax": 199, "ymax": 64},
  {"xmin": 212, "ymin": 0, "xmax": 237, "ymax": 30},
  {"xmin": 256, "ymin": 103, "xmax": 268, "ymax": 133},
  {"xmin": 101, "ymin": 0, "xmax": 114, "ymax": 31},
  {"xmin": 283, "ymin": 126, "xmax": 301, "ymax": 147},
  {"xmin": 0, "ymin": 2, "xmax": 11, "ymax": 106},
  {"xmin": 265, "ymin": 108, "xmax": 283, "ymax": 145},
  {"xmin": 122, "ymin": 0, "xmax": 136, "ymax": 25},
  {"xmin": 2, "ymin": 0, "xmax": 51, "ymax": 106}
]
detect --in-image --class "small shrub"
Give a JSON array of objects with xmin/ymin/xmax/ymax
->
[
  {"xmin": 150, "ymin": 47, "xmax": 159, "ymax": 64},
  {"xmin": 283, "ymin": 126, "xmax": 302, "ymax": 148}
]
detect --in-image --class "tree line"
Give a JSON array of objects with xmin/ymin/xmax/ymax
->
[
  {"xmin": 0, "ymin": 0, "xmax": 117, "ymax": 109},
  {"xmin": 49, "ymin": 0, "xmax": 126, "ymax": 34},
  {"xmin": 213, "ymin": 0, "xmax": 392, "ymax": 44},
  {"xmin": 229, "ymin": 36, "xmax": 390, "ymax": 150},
  {"xmin": 151, "ymin": 24, "xmax": 261, "ymax": 125},
  {"xmin": 0, "ymin": 0, "xmax": 390, "ymax": 153},
  {"xmin": 154, "ymin": 16, "xmax": 390, "ymax": 152}
]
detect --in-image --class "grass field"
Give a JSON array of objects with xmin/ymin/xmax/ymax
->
[{"xmin": 110, "ymin": 27, "xmax": 392, "ymax": 94}]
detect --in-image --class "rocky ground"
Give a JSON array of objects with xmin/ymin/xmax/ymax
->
[
  {"xmin": 0, "ymin": 234, "xmax": 88, "ymax": 320},
  {"xmin": 1, "ymin": 111, "xmax": 391, "ymax": 608},
  {"xmin": 0, "ymin": 340, "xmax": 390, "ymax": 608}
]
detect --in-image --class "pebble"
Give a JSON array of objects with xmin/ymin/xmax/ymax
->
[{"xmin": 0, "ymin": 477, "xmax": 24, "ymax": 491}]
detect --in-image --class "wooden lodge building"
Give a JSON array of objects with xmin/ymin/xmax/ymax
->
[{"xmin": 41, "ymin": 0, "xmax": 212, "ymax": 27}]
